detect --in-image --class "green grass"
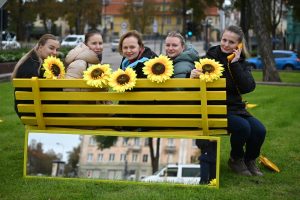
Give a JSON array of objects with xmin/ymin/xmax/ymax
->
[
  {"xmin": 1, "ymin": 81, "xmax": 300, "ymax": 200},
  {"xmin": 252, "ymin": 71, "xmax": 300, "ymax": 83}
]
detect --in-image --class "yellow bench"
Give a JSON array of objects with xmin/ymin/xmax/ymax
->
[{"xmin": 13, "ymin": 77, "xmax": 227, "ymax": 136}]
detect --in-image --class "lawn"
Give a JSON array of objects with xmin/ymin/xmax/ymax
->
[
  {"xmin": 252, "ymin": 70, "xmax": 300, "ymax": 83},
  {"xmin": 1, "ymin": 81, "xmax": 300, "ymax": 200}
]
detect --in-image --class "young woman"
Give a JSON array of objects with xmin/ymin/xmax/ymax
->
[
  {"xmin": 12, "ymin": 34, "xmax": 60, "ymax": 117},
  {"xmin": 119, "ymin": 30, "xmax": 157, "ymax": 78},
  {"xmin": 65, "ymin": 30, "xmax": 103, "ymax": 79},
  {"xmin": 165, "ymin": 31, "xmax": 199, "ymax": 78},
  {"xmin": 12, "ymin": 34, "xmax": 60, "ymax": 79},
  {"xmin": 191, "ymin": 25, "xmax": 266, "ymax": 176}
]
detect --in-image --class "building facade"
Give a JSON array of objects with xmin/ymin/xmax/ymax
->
[{"xmin": 78, "ymin": 135, "xmax": 200, "ymax": 181}]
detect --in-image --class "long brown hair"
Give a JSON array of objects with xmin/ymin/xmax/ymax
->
[{"xmin": 11, "ymin": 34, "xmax": 58, "ymax": 78}]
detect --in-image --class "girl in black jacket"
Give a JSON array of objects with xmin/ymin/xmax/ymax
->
[{"xmin": 191, "ymin": 25, "xmax": 266, "ymax": 176}]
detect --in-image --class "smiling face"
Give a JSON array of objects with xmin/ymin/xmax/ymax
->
[
  {"xmin": 165, "ymin": 36, "xmax": 185, "ymax": 59},
  {"xmin": 121, "ymin": 36, "xmax": 142, "ymax": 61},
  {"xmin": 37, "ymin": 39, "xmax": 60, "ymax": 59},
  {"xmin": 220, "ymin": 30, "xmax": 241, "ymax": 54},
  {"xmin": 86, "ymin": 34, "xmax": 103, "ymax": 55}
]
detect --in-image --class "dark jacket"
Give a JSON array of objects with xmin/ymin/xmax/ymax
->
[
  {"xmin": 120, "ymin": 46, "xmax": 157, "ymax": 78},
  {"xmin": 172, "ymin": 45, "xmax": 200, "ymax": 78},
  {"xmin": 206, "ymin": 45, "xmax": 256, "ymax": 116},
  {"xmin": 12, "ymin": 50, "xmax": 44, "ymax": 118}
]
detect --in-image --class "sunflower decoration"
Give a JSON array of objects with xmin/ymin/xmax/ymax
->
[
  {"xmin": 208, "ymin": 178, "xmax": 217, "ymax": 186},
  {"xmin": 83, "ymin": 64, "xmax": 112, "ymax": 88},
  {"xmin": 143, "ymin": 55, "xmax": 174, "ymax": 83},
  {"xmin": 43, "ymin": 56, "xmax": 65, "ymax": 79},
  {"xmin": 109, "ymin": 68, "xmax": 137, "ymax": 92},
  {"xmin": 194, "ymin": 58, "xmax": 224, "ymax": 82}
]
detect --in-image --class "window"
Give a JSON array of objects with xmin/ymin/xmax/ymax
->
[
  {"xmin": 134, "ymin": 138, "xmax": 140, "ymax": 146},
  {"xmin": 122, "ymin": 138, "xmax": 128, "ymax": 146},
  {"xmin": 166, "ymin": 167, "xmax": 177, "ymax": 177},
  {"xmin": 144, "ymin": 138, "xmax": 149, "ymax": 146},
  {"xmin": 89, "ymin": 137, "xmax": 96, "ymax": 145},
  {"xmin": 109, "ymin": 153, "xmax": 115, "ymax": 161},
  {"xmin": 132, "ymin": 153, "xmax": 138, "ymax": 162},
  {"xmin": 87, "ymin": 153, "xmax": 93, "ymax": 162},
  {"xmin": 142, "ymin": 154, "xmax": 148, "ymax": 162},
  {"xmin": 120, "ymin": 154, "xmax": 126, "ymax": 161},
  {"xmin": 168, "ymin": 138, "xmax": 174, "ymax": 146},
  {"xmin": 97, "ymin": 153, "xmax": 103, "ymax": 162},
  {"xmin": 182, "ymin": 167, "xmax": 200, "ymax": 177}
]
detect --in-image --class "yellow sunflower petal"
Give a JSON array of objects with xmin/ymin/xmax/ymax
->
[
  {"xmin": 143, "ymin": 55, "xmax": 174, "ymax": 83},
  {"xmin": 109, "ymin": 68, "xmax": 137, "ymax": 92},
  {"xmin": 195, "ymin": 58, "xmax": 224, "ymax": 82},
  {"xmin": 42, "ymin": 56, "xmax": 65, "ymax": 79},
  {"xmin": 83, "ymin": 64, "xmax": 112, "ymax": 88}
]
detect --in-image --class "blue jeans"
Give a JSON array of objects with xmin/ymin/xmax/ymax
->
[{"xmin": 228, "ymin": 114, "xmax": 266, "ymax": 162}]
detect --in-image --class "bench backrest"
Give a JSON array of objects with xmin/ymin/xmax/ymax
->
[{"xmin": 13, "ymin": 77, "xmax": 227, "ymax": 136}]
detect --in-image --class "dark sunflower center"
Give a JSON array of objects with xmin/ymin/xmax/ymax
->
[
  {"xmin": 91, "ymin": 68, "xmax": 104, "ymax": 79},
  {"xmin": 51, "ymin": 64, "xmax": 61, "ymax": 76},
  {"xmin": 151, "ymin": 63, "xmax": 165, "ymax": 75},
  {"xmin": 202, "ymin": 64, "xmax": 215, "ymax": 73},
  {"xmin": 117, "ymin": 74, "xmax": 130, "ymax": 85}
]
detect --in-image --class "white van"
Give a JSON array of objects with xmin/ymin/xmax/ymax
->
[
  {"xmin": 141, "ymin": 164, "xmax": 200, "ymax": 185},
  {"xmin": 61, "ymin": 34, "xmax": 84, "ymax": 47}
]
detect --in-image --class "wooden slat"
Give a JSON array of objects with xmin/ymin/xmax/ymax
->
[
  {"xmin": 17, "ymin": 104, "xmax": 227, "ymax": 115},
  {"xmin": 15, "ymin": 91, "xmax": 226, "ymax": 101},
  {"xmin": 13, "ymin": 78, "xmax": 226, "ymax": 89},
  {"xmin": 21, "ymin": 117, "xmax": 227, "ymax": 128}
]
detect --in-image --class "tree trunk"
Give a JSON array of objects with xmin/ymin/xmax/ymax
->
[
  {"xmin": 149, "ymin": 138, "xmax": 160, "ymax": 174},
  {"xmin": 250, "ymin": 0, "xmax": 281, "ymax": 82}
]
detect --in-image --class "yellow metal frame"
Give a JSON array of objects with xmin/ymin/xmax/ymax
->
[{"xmin": 24, "ymin": 127, "xmax": 221, "ymax": 189}]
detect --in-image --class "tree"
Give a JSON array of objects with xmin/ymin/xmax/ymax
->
[
  {"xmin": 122, "ymin": 0, "xmax": 155, "ymax": 33},
  {"xmin": 250, "ymin": 0, "xmax": 281, "ymax": 82},
  {"xmin": 64, "ymin": 145, "xmax": 80, "ymax": 177},
  {"xmin": 172, "ymin": 0, "xmax": 223, "ymax": 38},
  {"xmin": 62, "ymin": 0, "xmax": 102, "ymax": 34}
]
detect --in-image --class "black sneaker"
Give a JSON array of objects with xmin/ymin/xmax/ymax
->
[
  {"xmin": 245, "ymin": 160, "xmax": 264, "ymax": 176},
  {"xmin": 228, "ymin": 158, "xmax": 252, "ymax": 176}
]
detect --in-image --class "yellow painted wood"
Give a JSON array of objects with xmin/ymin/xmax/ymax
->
[
  {"xmin": 31, "ymin": 77, "xmax": 45, "ymax": 129},
  {"xmin": 14, "ymin": 77, "xmax": 228, "ymax": 136},
  {"xmin": 15, "ymin": 91, "xmax": 226, "ymax": 101},
  {"xmin": 17, "ymin": 104, "xmax": 226, "ymax": 115},
  {"xmin": 200, "ymin": 80, "xmax": 209, "ymax": 135},
  {"xmin": 21, "ymin": 116, "xmax": 227, "ymax": 128},
  {"xmin": 13, "ymin": 78, "xmax": 226, "ymax": 89}
]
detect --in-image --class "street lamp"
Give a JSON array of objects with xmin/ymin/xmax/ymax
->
[{"xmin": 202, "ymin": 18, "xmax": 212, "ymax": 51}]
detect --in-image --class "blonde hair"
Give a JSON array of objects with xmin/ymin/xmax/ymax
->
[
  {"xmin": 11, "ymin": 34, "xmax": 58, "ymax": 79},
  {"xmin": 223, "ymin": 25, "xmax": 250, "ymax": 58},
  {"xmin": 166, "ymin": 31, "xmax": 186, "ymax": 46}
]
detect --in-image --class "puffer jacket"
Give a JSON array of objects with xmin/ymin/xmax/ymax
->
[
  {"xmin": 172, "ymin": 45, "xmax": 200, "ymax": 78},
  {"xmin": 206, "ymin": 45, "xmax": 256, "ymax": 116},
  {"xmin": 65, "ymin": 43, "xmax": 100, "ymax": 79},
  {"xmin": 64, "ymin": 43, "xmax": 109, "ymax": 105}
]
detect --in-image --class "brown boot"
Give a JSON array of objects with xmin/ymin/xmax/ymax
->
[
  {"xmin": 245, "ymin": 160, "xmax": 264, "ymax": 176},
  {"xmin": 228, "ymin": 157, "xmax": 252, "ymax": 176}
]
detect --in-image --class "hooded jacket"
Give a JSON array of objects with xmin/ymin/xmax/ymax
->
[
  {"xmin": 172, "ymin": 45, "xmax": 200, "ymax": 78},
  {"xmin": 65, "ymin": 43, "xmax": 100, "ymax": 79},
  {"xmin": 206, "ymin": 45, "xmax": 255, "ymax": 115}
]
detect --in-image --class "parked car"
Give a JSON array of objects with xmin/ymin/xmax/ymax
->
[
  {"xmin": 1, "ymin": 31, "xmax": 21, "ymax": 49},
  {"xmin": 141, "ymin": 164, "xmax": 200, "ymax": 185},
  {"xmin": 111, "ymin": 39, "xmax": 120, "ymax": 52},
  {"xmin": 61, "ymin": 34, "xmax": 84, "ymax": 47},
  {"xmin": 246, "ymin": 50, "xmax": 300, "ymax": 70}
]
